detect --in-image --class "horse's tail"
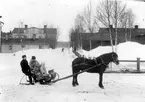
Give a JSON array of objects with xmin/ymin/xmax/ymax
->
[
  {"xmin": 72, "ymin": 59, "xmax": 77, "ymax": 75},
  {"xmin": 72, "ymin": 61, "xmax": 79, "ymax": 75},
  {"xmin": 72, "ymin": 62, "xmax": 74, "ymax": 74}
]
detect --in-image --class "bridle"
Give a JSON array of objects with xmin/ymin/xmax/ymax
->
[
  {"xmin": 111, "ymin": 54, "xmax": 119, "ymax": 64},
  {"xmin": 94, "ymin": 53, "xmax": 118, "ymax": 66}
]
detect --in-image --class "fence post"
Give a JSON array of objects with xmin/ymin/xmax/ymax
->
[{"xmin": 137, "ymin": 58, "xmax": 140, "ymax": 72}]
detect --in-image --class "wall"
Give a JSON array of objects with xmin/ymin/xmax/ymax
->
[{"xmin": 2, "ymin": 44, "xmax": 50, "ymax": 53}]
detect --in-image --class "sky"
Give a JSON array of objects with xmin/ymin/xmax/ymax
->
[{"xmin": 0, "ymin": 0, "xmax": 145, "ymax": 41}]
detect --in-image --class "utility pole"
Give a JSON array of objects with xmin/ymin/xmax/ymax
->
[{"xmin": 0, "ymin": 16, "xmax": 4, "ymax": 53}]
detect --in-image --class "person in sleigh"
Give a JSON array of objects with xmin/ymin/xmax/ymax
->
[
  {"xmin": 29, "ymin": 56, "xmax": 51, "ymax": 84},
  {"xmin": 20, "ymin": 55, "xmax": 34, "ymax": 85}
]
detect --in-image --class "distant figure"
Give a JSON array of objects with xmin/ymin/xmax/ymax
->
[
  {"xmin": 20, "ymin": 55, "xmax": 34, "ymax": 85},
  {"xmin": 62, "ymin": 48, "xmax": 64, "ymax": 52}
]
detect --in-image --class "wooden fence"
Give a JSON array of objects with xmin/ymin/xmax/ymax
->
[{"xmin": 119, "ymin": 58, "xmax": 145, "ymax": 72}]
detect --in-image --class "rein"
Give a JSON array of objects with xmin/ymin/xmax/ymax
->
[
  {"xmin": 95, "ymin": 57, "xmax": 108, "ymax": 67},
  {"xmin": 52, "ymin": 53, "xmax": 117, "ymax": 83},
  {"xmin": 51, "ymin": 64, "xmax": 98, "ymax": 83}
]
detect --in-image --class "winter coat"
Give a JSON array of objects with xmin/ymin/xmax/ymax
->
[
  {"xmin": 29, "ymin": 59, "xmax": 51, "ymax": 82},
  {"xmin": 20, "ymin": 59, "xmax": 31, "ymax": 75},
  {"xmin": 29, "ymin": 59, "xmax": 43, "ymax": 80}
]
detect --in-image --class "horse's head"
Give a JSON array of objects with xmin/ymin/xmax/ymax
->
[{"xmin": 111, "ymin": 52, "xmax": 119, "ymax": 65}]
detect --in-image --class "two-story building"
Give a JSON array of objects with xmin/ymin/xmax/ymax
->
[
  {"xmin": 12, "ymin": 25, "xmax": 56, "ymax": 39},
  {"xmin": 1, "ymin": 25, "xmax": 57, "ymax": 53}
]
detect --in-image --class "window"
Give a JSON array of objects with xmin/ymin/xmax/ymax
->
[
  {"xmin": 21, "ymin": 44, "xmax": 25, "ymax": 48},
  {"xmin": 9, "ymin": 45, "xmax": 12, "ymax": 50},
  {"xmin": 32, "ymin": 34, "xmax": 36, "ymax": 39},
  {"xmin": 39, "ymin": 36, "xmax": 42, "ymax": 39},
  {"xmin": 39, "ymin": 45, "xmax": 42, "ymax": 49}
]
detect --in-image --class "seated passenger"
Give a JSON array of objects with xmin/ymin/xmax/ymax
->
[{"xmin": 29, "ymin": 56, "xmax": 51, "ymax": 84}]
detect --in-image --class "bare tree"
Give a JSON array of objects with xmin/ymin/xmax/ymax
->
[
  {"xmin": 111, "ymin": 0, "xmax": 127, "ymax": 52},
  {"xmin": 95, "ymin": 0, "xmax": 114, "ymax": 51},
  {"xmin": 74, "ymin": 13, "xmax": 86, "ymax": 50},
  {"xmin": 69, "ymin": 27, "xmax": 80, "ymax": 52},
  {"xmin": 56, "ymin": 27, "xmax": 61, "ymax": 42},
  {"xmin": 82, "ymin": 1, "xmax": 98, "ymax": 50},
  {"xmin": 119, "ymin": 8, "xmax": 135, "ymax": 41},
  {"xmin": 69, "ymin": 13, "xmax": 85, "ymax": 52},
  {"xmin": 70, "ymin": 1, "xmax": 99, "ymax": 51},
  {"xmin": 95, "ymin": 0, "xmax": 135, "ymax": 52},
  {"xmin": 126, "ymin": 9, "xmax": 135, "ymax": 41}
]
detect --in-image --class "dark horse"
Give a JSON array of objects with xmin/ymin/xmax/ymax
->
[{"xmin": 72, "ymin": 52, "xmax": 119, "ymax": 89}]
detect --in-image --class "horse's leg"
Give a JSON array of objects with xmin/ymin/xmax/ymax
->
[
  {"xmin": 72, "ymin": 76, "xmax": 76, "ymax": 86},
  {"xmin": 98, "ymin": 73, "xmax": 104, "ymax": 89},
  {"xmin": 72, "ymin": 65, "xmax": 80, "ymax": 86},
  {"xmin": 72, "ymin": 75, "xmax": 78, "ymax": 86},
  {"xmin": 72, "ymin": 66, "xmax": 77, "ymax": 87},
  {"xmin": 75, "ymin": 74, "xmax": 79, "ymax": 86}
]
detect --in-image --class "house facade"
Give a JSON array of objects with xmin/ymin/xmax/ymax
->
[
  {"xmin": 1, "ymin": 25, "xmax": 57, "ymax": 53},
  {"xmin": 72, "ymin": 25, "xmax": 145, "ymax": 51},
  {"xmin": 12, "ymin": 25, "xmax": 56, "ymax": 39}
]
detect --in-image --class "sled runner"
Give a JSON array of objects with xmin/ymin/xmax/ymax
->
[{"xmin": 19, "ymin": 69, "xmax": 59, "ymax": 85}]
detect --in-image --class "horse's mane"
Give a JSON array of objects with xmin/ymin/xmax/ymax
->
[
  {"xmin": 97, "ymin": 52, "xmax": 116, "ymax": 58},
  {"xmin": 77, "ymin": 52, "xmax": 116, "ymax": 62}
]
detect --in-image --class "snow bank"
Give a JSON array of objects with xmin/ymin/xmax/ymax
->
[
  {"xmin": 86, "ymin": 41, "xmax": 145, "ymax": 60},
  {"xmin": 117, "ymin": 42, "xmax": 145, "ymax": 60},
  {"xmin": 76, "ymin": 41, "xmax": 145, "ymax": 69}
]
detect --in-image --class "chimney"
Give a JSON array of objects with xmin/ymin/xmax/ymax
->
[
  {"xmin": 44, "ymin": 25, "xmax": 47, "ymax": 29},
  {"xmin": 44, "ymin": 25, "xmax": 47, "ymax": 34},
  {"xmin": 109, "ymin": 25, "xmax": 113, "ymax": 29},
  {"xmin": 25, "ymin": 25, "xmax": 28, "ymax": 29},
  {"xmin": 135, "ymin": 25, "xmax": 138, "ymax": 29}
]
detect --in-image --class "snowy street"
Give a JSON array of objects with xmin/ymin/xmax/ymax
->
[
  {"xmin": 1, "ymin": 42, "xmax": 145, "ymax": 102},
  {"xmin": 1, "ymin": 74, "xmax": 145, "ymax": 102}
]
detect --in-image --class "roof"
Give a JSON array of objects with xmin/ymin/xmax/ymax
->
[
  {"xmin": 80, "ymin": 27, "xmax": 145, "ymax": 41},
  {"xmin": 44, "ymin": 28, "xmax": 57, "ymax": 34},
  {"xmin": 98, "ymin": 27, "xmax": 145, "ymax": 41},
  {"xmin": 99, "ymin": 27, "xmax": 145, "ymax": 35},
  {"xmin": 13, "ymin": 28, "xmax": 25, "ymax": 33},
  {"xmin": 12, "ymin": 27, "xmax": 57, "ymax": 35}
]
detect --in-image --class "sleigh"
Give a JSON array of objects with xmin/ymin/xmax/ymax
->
[{"xmin": 19, "ymin": 69, "xmax": 59, "ymax": 85}]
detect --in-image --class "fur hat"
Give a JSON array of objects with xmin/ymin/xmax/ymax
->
[
  {"xmin": 22, "ymin": 55, "xmax": 26, "ymax": 58},
  {"xmin": 32, "ymin": 56, "xmax": 36, "ymax": 59}
]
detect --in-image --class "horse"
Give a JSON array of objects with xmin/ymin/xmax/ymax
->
[{"xmin": 72, "ymin": 52, "xmax": 119, "ymax": 89}]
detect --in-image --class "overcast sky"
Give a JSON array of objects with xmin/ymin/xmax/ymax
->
[{"xmin": 0, "ymin": 0, "xmax": 145, "ymax": 41}]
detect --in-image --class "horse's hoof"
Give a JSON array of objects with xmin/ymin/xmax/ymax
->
[
  {"xmin": 99, "ymin": 84, "xmax": 104, "ymax": 89},
  {"xmin": 101, "ymin": 86, "xmax": 104, "ymax": 89},
  {"xmin": 72, "ymin": 84, "xmax": 76, "ymax": 87},
  {"xmin": 76, "ymin": 83, "xmax": 79, "ymax": 86}
]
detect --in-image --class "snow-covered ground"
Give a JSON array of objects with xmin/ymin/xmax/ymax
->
[{"xmin": 0, "ymin": 42, "xmax": 145, "ymax": 102}]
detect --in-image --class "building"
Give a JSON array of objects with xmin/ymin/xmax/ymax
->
[
  {"xmin": 12, "ymin": 25, "xmax": 57, "ymax": 39},
  {"xmin": 1, "ymin": 25, "xmax": 57, "ymax": 53},
  {"xmin": 77, "ymin": 25, "xmax": 145, "ymax": 51}
]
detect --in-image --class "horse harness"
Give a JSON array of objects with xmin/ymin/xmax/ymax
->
[
  {"xmin": 73, "ymin": 53, "xmax": 117, "ymax": 68},
  {"xmin": 73, "ymin": 56, "xmax": 108, "ymax": 68}
]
